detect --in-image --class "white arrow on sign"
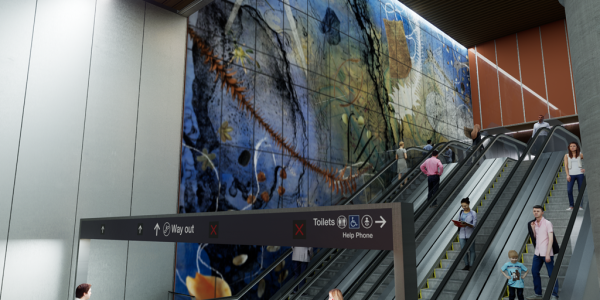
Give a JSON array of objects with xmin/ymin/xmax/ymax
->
[
  {"xmin": 138, "ymin": 225, "xmax": 143, "ymax": 234},
  {"xmin": 101, "ymin": 226, "xmax": 105, "ymax": 234},
  {"xmin": 154, "ymin": 223, "xmax": 160, "ymax": 236},
  {"xmin": 375, "ymin": 216, "xmax": 386, "ymax": 228}
]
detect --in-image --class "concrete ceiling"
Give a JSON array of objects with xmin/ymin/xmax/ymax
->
[{"xmin": 398, "ymin": 0, "xmax": 566, "ymax": 48}]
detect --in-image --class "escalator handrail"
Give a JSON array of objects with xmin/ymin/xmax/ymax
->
[
  {"xmin": 280, "ymin": 141, "xmax": 471, "ymax": 299},
  {"xmin": 372, "ymin": 141, "xmax": 472, "ymax": 206},
  {"xmin": 413, "ymin": 134, "xmax": 527, "ymax": 237},
  {"xmin": 344, "ymin": 133, "xmax": 528, "ymax": 299},
  {"xmin": 338, "ymin": 144, "xmax": 448, "ymax": 206},
  {"xmin": 410, "ymin": 134, "xmax": 523, "ymax": 226},
  {"xmin": 432, "ymin": 126, "xmax": 578, "ymax": 300},
  {"xmin": 542, "ymin": 178, "xmax": 587, "ymax": 300},
  {"xmin": 208, "ymin": 248, "xmax": 293, "ymax": 300},
  {"xmin": 210, "ymin": 144, "xmax": 456, "ymax": 300}
]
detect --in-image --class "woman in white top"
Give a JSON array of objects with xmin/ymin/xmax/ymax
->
[
  {"xmin": 396, "ymin": 141, "xmax": 408, "ymax": 184},
  {"xmin": 564, "ymin": 142, "xmax": 585, "ymax": 210}
]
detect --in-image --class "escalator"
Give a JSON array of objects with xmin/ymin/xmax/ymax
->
[
  {"xmin": 271, "ymin": 141, "xmax": 472, "ymax": 300},
  {"xmin": 284, "ymin": 134, "xmax": 529, "ymax": 300},
  {"xmin": 427, "ymin": 126, "xmax": 586, "ymax": 300},
  {"xmin": 339, "ymin": 134, "xmax": 529, "ymax": 300},
  {"xmin": 209, "ymin": 141, "xmax": 470, "ymax": 300}
]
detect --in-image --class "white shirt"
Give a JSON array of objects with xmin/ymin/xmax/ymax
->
[
  {"xmin": 567, "ymin": 155, "xmax": 583, "ymax": 175},
  {"xmin": 292, "ymin": 247, "xmax": 313, "ymax": 262},
  {"xmin": 532, "ymin": 121, "xmax": 550, "ymax": 137}
]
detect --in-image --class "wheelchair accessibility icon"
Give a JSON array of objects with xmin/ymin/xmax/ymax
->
[{"xmin": 349, "ymin": 215, "xmax": 360, "ymax": 229}]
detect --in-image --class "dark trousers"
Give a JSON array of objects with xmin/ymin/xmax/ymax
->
[
  {"xmin": 292, "ymin": 260, "xmax": 308, "ymax": 292},
  {"xmin": 567, "ymin": 174, "xmax": 584, "ymax": 207},
  {"xmin": 508, "ymin": 287, "xmax": 524, "ymax": 300},
  {"xmin": 532, "ymin": 255, "xmax": 559, "ymax": 296},
  {"xmin": 427, "ymin": 175, "xmax": 440, "ymax": 205}
]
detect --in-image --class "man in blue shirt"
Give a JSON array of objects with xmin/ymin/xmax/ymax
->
[
  {"xmin": 424, "ymin": 140, "xmax": 433, "ymax": 151},
  {"xmin": 501, "ymin": 250, "xmax": 528, "ymax": 300}
]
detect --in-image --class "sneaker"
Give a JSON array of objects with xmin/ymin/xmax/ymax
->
[
  {"xmin": 566, "ymin": 207, "xmax": 573, "ymax": 211},
  {"xmin": 550, "ymin": 296, "xmax": 559, "ymax": 300},
  {"xmin": 462, "ymin": 265, "xmax": 470, "ymax": 271},
  {"xmin": 579, "ymin": 207, "xmax": 584, "ymax": 210},
  {"xmin": 526, "ymin": 295, "xmax": 542, "ymax": 300}
]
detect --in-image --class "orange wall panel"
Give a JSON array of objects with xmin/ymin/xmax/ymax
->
[
  {"xmin": 495, "ymin": 34, "xmax": 520, "ymax": 79},
  {"xmin": 477, "ymin": 55, "xmax": 502, "ymax": 128},
  {"xmin": 541, "ymin": 20, "xmax": 576, "ymax": 118},
  {"xmin": 468, "ymin": 48, "xmax": 481, "ymax": 127},
  {"xmin": 477, "ymin": 40, "xmax": 496, "ymax": 63},
  {"xmin": 498, "ymin": 72, "xmax": 524, "ymax": 125},
  {"xmin": 495, "ymin": 33, "xmax": 524, "ymax": 125},
  {"xmin": 517, "ymin": 27, "xmax": 548, "ymax": 121},
  {"xmin": 523, "ymin": 89, "xmax": 549, "ymax": 123}
]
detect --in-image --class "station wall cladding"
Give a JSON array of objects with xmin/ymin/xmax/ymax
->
[{"xmin": 176, "ymin": 0, "xmax": 473, "ymax": 298}]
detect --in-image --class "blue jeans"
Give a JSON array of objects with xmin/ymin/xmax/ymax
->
[
  {"xmin": 567, "ymin": 174, "xmax": 584, "ymax": 207},
  {"xmin": 459, "ymin": 238, "xmax": 476, "ymax": 266},
  {"xmin": 532, "ymin": 255, "xmax": 559, "ymax": 296}
]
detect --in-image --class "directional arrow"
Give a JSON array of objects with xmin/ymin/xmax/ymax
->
[
  {"xmin": 154, "ymin": 223, "xmax": 160, "ymax": 236},
  {"xmin": 101, "ymin": 226, "xmax": 105, "ymax": 234},
  {"xmin": 138, "ymin": 225, "xmax": 142, "ymax": 234},
  {"xmin": 375, "ymin": 216, "xmax": 386, "ymax": 228}
]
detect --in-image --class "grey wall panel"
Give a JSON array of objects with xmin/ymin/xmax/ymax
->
[
  {"xmin": 124, "ymin": 4, "xmax": 186, "ymax": 299},
  {"xmin": 130, "ymin": 3, "xmax": 186, "ymax": 216},
  {"xmin": 87, "ymin": 240, "xmax": 129, "ymax": 300},
  {"xmin": 0, "ymin": 0, "xmax": 97, "ymax": 299},
  {"xmin": 65, "ymin": 0, "xmax": 146, "ymax": 299},
  {"xmin": 124, "ymin": 241, "xmax": 177, "ymax": 300},
  {"xmin": 0, "ymin": 0, "xmax": 37, "ymax": 290}
]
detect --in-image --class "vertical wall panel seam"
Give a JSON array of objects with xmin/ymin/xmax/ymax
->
[
  {"xmin": 516, "ymin": 33, "xmax": 526, "ymax": 123},
  {"xmin": 0, "ymin": 0, "xmax": 39, "ymax": 296},
  {"xmin": 539, "ymin": 26, "xmax": 551, "ymax": 118},
  {"xmin": 474, "ymin": 46, "xmax": 483, "ymax": 128},
  {"xmin": 173, "ymin": 23, "xmax": 189, "ymax": 293},
  {"xmin": 564, "ymin": 19, "xmax": 577, "ymax": 114},
  {"xmin": 66, "ymin": 1, "xmax": 99, "ymax": 297},
  {"xmin": 494, "ymin": 40, "xmax": 503, "ymax": 126},
  {"xmin": 124, "ymin": 3, "xmax": 147, "ymax": 299}
]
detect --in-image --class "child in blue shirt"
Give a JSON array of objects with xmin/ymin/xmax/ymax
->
[{"xmin": 500, "ymin": 250, "xmax": 528, "ymax": 300}]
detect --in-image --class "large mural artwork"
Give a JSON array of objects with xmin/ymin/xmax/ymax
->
[{"xmin": 176, "ymin": 0, "xmax": 473, "ymax": 298}]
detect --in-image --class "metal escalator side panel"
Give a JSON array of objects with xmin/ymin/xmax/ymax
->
[
  {"xmin": 560, "ymin": 205, "xmax": 595, "ymax": 300},
  {"xmin": 415, "ymin": 159, "xmax": 503, "ymax": 284},
  {"xmin": 415, "ymin": 159, "xmax": 498, "ymax": 261},
  {"xmin": 312, "ymin": 249, "xmax": 381, "ymax": 299},
  {"xmin": 408, "ymin": 163, "xmax": 458, "ymax": 212},
  {"xmin": 462, "ymin": 152, "xmax": 564, "ymax": 300}
]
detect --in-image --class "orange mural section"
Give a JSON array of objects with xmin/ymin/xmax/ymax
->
[
  {"xmin": 477, "ymin": 55, "xmax": 502, "ymax": 129},
  {"xmin": 468, "ymin": 48, "xmax": 481, "ymax": 127},
  {"xmin": 495, "ymin": 34, "xmax": 520, "ymax": 78},
  {"xmin": 495, "ymin": 34, "xmax": 524, "ymax": 124},
  {"xmin": 498, "ymin": 72, "xmax": 524, "ymax": 125},
  {"xmin": 541, "ymin": 20, "xmax": 576, "ymax": 118},
  {"xmin": 470, "ymin": 19, "xmax": 576, "ymax": 129},
  {"xmin": 518, "ymin": 27, "xmax": 549, "ymax": 122}
]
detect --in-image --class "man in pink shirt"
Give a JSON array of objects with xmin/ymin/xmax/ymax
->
[
  {"xmin": 420, "ymin": 150, "xmax": 444, "ymax": 207},
  {"xmin": 526, "ymin": 205, "xmax": 559, "ymax": 300}
]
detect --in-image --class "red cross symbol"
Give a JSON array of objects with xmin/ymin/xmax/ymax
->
[
  {"xmin": 295, "ymin": 223, "xmax": 304, "ymax": 236},
  {"xmin": 210, "ymin": 225, "xmax": 218, "ymax": 235}
]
